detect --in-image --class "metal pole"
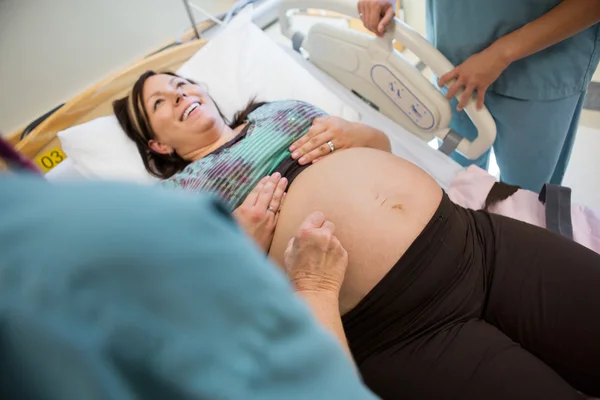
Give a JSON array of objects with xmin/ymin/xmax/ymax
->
[{"xmin": 182, "ymin": 0, "xmax": 201, "ymax": 39}]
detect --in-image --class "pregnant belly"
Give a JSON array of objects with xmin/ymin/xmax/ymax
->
[{"xmin": 268, "ymin": 148, "xmax": 443, "ymax": 314}]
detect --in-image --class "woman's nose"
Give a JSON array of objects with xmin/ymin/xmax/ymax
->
[{"xmin": 173, "ymin": 91, "xmax": 187, "ymax": 105}]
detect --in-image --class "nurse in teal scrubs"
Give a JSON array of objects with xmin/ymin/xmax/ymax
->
[
  {"xmin": 0, "ymin": 135, "xmax": 374, "ymax": 399},
  {"xmin": 359, "ymin": 0, "xmax": 600, "ymax": 192}
]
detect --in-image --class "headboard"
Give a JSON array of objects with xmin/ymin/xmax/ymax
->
[{"xmin": 8, "ymin": 38, "xmax": 208, "ymax": 172}]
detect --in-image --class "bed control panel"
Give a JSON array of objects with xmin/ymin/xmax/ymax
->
[
  {"xmin": 300, "ymin": 22, "xmax": 447, "ymax": 142},
  {"xmin": 371, "ymin": 64, "xmax": 435, "ymax": 130}
]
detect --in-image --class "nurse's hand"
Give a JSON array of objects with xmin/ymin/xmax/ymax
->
[
  {"xmin": 358, "ymin": 0, "xmax": 395, "ymax": 37},
  {"xmin": 233, "ymin": 173, "xmax": 288, "ymax": 252},
  {"xmin": 438, "ymin": 46, "xmax": 511, "ymax": 111},
  {"xmin": 284, "ymin": 212, "xmax": 348, "ymax": 297}
]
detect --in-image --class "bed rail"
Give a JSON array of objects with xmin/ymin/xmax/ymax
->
[{"xmin": 279, "ymin": 0, "xmax": 497, "ymax": 160}]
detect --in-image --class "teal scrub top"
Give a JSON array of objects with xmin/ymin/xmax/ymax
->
[
  {"xmin": 426, "ymin": 0, "xmax": 600, "ymax": 101},
  {"xmin": 0, "ymin": 174, "xmax": 376, "ymax": 400}
]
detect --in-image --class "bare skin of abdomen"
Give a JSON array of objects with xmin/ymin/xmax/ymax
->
[{"xmin": 269, "ymin": 148, "xmax": 443, "ymax": 314}]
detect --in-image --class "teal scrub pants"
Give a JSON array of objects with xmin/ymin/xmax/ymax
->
[{"xmin": 449, "ymin": 90, "xmax": 587, "ymax": 193}]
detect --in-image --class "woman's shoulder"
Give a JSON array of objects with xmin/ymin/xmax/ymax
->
[{"xmin": 248, "ymin": 100, "xmax": 328, "ymax": 121}]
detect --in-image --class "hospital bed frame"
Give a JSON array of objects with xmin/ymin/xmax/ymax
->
[{"xmin": 6, "ymin": 0, "xmax": 494, "ymax": 175}]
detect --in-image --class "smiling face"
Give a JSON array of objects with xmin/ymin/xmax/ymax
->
[{"xmin": 142, "ymin": 74, "xmax": 226, "ymax": 158}]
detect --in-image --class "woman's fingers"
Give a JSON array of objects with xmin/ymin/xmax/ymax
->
[
  {"xmin": 256, "ymin": 172, "xmax": 282, "ymax": 209},
  {"xmin": 244, "ymin": 175, "xmax": 269, "ymax": 206},
  {"xmin": 298, "ymin": 141, "xmax": 335, "ymax": 165},
  {"xmin": 290, "ymin": 119, "xmax": 326, "ymax": 153},
  {"xmin": 268, "ymin": 176, "xmax": 288, "ymax": 213},
  {"xmin": 294, "ymin": 132, "xmax": 334, "ymax": 163}
]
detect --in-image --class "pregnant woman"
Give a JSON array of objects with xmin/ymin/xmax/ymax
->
[{"xmin": 113, "ymin": 71, "xmax": 600, "ymax": 399}]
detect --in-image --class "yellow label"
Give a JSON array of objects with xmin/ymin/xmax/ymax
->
[{"xmin": 35, "ymin": 148, "xmax": 67, "ymax": 172}]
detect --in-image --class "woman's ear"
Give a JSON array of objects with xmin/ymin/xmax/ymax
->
[{"xmin": 148, "ymin": 140, "xmax": 174, "ymax": 155}]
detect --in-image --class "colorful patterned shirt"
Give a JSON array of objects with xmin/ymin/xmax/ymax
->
[{"xmin": 161, "ymin": 100, "xmax": 327, "ymax": 210}]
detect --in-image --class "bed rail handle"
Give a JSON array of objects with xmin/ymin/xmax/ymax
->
[
  {"xmin": 279, "ymin": 0, "xmax": 497, "ymax": 160},
  {"xmin": 20, "ymin": 104, "xmax": 65, "ymax": 140}
]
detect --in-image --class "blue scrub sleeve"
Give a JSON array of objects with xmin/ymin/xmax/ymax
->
[{"xmin": 0, "ymin": 175, "xmax": 377, "ymax": 400}]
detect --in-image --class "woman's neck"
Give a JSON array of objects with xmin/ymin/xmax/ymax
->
[{"xmin": 184, "ymin": 124, "xmax": 245, "ymax": 161}]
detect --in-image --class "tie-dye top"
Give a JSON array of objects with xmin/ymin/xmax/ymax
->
[{"xmin": 160, "ymin": 100, "xmax": 327, "ymax": 210}]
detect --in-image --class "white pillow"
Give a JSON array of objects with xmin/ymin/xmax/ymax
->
[
  {"xmin": 58, "ymin": 116, "xmax": 158, "ymax": 183},
  {"xmin": 177, "ymin": 11, "xmax": 360, "ymax": 122},
  {"xmin": 58, "ymin": 9, "xmax": 359, "ymax": 183}
]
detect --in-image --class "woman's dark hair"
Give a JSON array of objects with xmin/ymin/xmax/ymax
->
[{"xmin": 113, "ymin": 70, "xmax": 266, "ymax": 179}]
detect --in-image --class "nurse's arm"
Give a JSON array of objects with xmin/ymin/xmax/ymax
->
[
  {"xmin": 491, "ymin": 0, "xmax": 600, "ymax": 65},
  {"xmin": 0, "ymin": 177, "xmax": 377, "ymax": 400}
]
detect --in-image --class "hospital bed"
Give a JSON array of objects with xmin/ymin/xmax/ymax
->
[
  {"xmin": 8, "ymin": 0, "xmax": 496, "ymax": 191},
  {"xmin": 4, "ymin": 2, "xmax": 599, "ymax": 398}
]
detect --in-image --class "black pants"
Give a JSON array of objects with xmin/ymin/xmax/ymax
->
[{"xmin": 342, "ymin": 193, "xmax": 600, "ymax": 400}]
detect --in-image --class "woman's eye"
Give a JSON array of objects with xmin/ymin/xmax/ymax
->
[
  {"xmin": 176, "ymin": 81, "xmax": 187, "ymax": 88},
  {"xmin": 153, "ymin": 99, "xmax": 163, "ymax": 110}
]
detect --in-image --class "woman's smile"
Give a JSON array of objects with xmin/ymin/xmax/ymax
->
[{"xmin": 181, "ymin": 102, "xmax": 201, "ymax": 121}]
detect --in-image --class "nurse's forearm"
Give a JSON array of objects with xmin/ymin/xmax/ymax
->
[
  {"xmin": 297, "ymin": 290, "xmax": 356, "ymax": 364},
  {"xmin": 492, "ymin": 0, "xmax": 600, "ymax": 64}
]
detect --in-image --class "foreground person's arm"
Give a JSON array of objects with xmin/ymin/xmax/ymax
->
[
  {"xmin": 298, "ymin": 291, "xmax": 352, "ymax": 359},
  {"xmin": 0, "ymin": 174, "xmax": 377, "ymax": 400},
  {"xmin": 284, "ymin": 212, "xmax": 353, "ymax": 359}
]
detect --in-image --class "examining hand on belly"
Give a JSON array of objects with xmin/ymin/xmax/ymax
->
[
  {"xmin": 113, "ymin": 70, "xmax": 600, "ymax": 399},
  {"xmin": 231, "ymin": 172, "xmax": 288, "ymax": 253}
]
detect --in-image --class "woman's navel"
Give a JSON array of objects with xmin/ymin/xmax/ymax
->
[{"xmin": 375, "ymin": 193, "xmax": 404, "ymax": 211}]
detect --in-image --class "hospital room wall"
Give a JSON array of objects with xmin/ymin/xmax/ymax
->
[
  {"xmin": 0, "ymin": 0, "xmax": 237, "ymax": 136},
  {"xmin": 402, "ymin": 0, "xmax": 426, "ymax": 37}
]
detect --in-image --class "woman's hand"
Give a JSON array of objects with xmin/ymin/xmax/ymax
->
[
  {"xmin": 438, "ymin": 45, "xmax": 511, "ymax": 111},
  {"xmin": 290, "ymin": 117, "xmax": 390, "ymax": 165},
  {"xmin": 232, "ymin": 173, "xmax": 287, "ymax": 252},
  {"xmin": 290, "ymin": 117, "xmax": 357, "ymax": 165},
  {"xmin": 283, "ymin": 212, "xmax": 348, "ymax": 296},
  {"xmin": 358, "ymin": 0, "xmax": 395, "ymax": 37}
]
